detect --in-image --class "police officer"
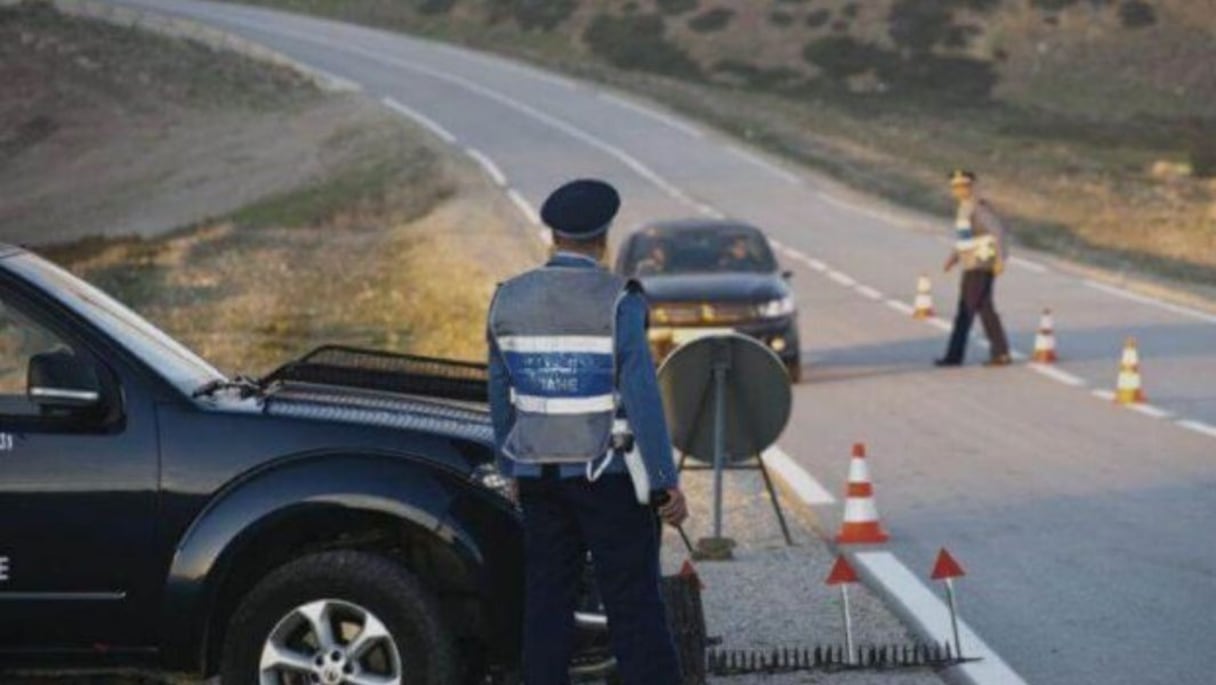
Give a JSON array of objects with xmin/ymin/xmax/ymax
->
[
  {"xmin": 936, "ymin": 170, "xmax": 1013, "ymax": 367},
  {"xmin": 487, "ymin": 179, "xmax": 687, "ymax": 685}
]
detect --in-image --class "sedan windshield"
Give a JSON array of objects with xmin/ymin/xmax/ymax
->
[
  {"xmin": 6, "ymin": 252, "xmax": 225, "ymax": 396},
  {"xmin": 622, "ymin": 227, "xmax": 777, "ymax": 276}
]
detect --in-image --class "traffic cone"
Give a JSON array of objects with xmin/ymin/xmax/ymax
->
[
  {"xmin": 1115, "ymin": 337, "xmax": 1146, "ymax": 404},
  {"xmin": 912, "ymin": 275, "xmax": 935, "ymax": 319},
  {"xmin": 1032, "ymin": 308, "xmax": 1058, "ymax": 363},
  {"xmin": 835, "ymin": 443, "xmax": 890, "ymax": 545}
]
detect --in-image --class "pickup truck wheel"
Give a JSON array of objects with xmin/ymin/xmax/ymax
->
[{"xmin": 220, "ymin": 550, "xmax": 455, "ymax": 685}]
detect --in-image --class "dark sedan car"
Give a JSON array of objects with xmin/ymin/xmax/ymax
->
[{"xmin": 615, "ymin": 220, "xmax": 802, "ymax": 381}]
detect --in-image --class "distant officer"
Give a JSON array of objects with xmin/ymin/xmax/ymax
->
[
  {"xmin": 936, "ymin": 170, "xmax": 1012, "ymax": 367},
  {"xmin": 487, "ymin": 179, "xmax": 687, "ymax": 685}
]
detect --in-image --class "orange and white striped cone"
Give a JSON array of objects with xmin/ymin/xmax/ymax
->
[
  {"xmin": 1115, "ymin": 337, "xmax": 1146, "ymax": 404},
  {"xmin": 835, "ymin": 442, "xmax": 890, "ymax": 545},
  {"xmin": 1032, "ymin": 308, "xmax": 1058, "ymax": 364},
  {"xmin": 912, "ymin": 275, "xmax": 935, "ymax": 319}
]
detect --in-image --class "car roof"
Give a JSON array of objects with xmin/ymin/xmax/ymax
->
[{"xmin": 633, "ymin": 219, "xmax": 765, "ymax": 237}]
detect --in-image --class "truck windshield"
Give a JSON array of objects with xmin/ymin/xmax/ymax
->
[{"xmin": 6, "ymin": 252, "xmax": 226, "ymax": 396}]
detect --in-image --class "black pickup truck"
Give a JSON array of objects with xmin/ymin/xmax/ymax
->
[{"xmin": 0, "ymin": 244, "xmax": 663, "ymax": 684}]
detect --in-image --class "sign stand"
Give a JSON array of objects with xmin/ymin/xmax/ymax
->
[
  {"xmin": 659, "ymin": 334, "xmax": 795, "ymax": 560},
  {"xmin": 825, "ymin": 555, "xmax": 859, "ymax": 664},
  {"xmin": 931, "ymin": 548, "xmax": 966, "ymax": 659}
]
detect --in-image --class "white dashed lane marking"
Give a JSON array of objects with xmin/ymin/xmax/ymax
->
[
  {"xmin": 464, "ymin": 147, "xmax": 507, "ymax": 187},
  {"xmin": 1027, "ymin": 364, "xmax": 1086, "ymax": 387},
  {"xmin": 725, "ymin": 145, "xmax": 803, "ymax": 185},
  {"xmin": 382, "ymin": 96, "xmax": 457, "ymax": 144},
  {"xmin": 1176, "ymin": 419, "xmax": 1216, "ymax": 438},
  {"xmin": 598, "ymin": 92, "xmax": 705, "ymax": 139}
]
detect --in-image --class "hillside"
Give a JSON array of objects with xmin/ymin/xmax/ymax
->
[{"xmin": 226, "ymin": 0, "xmax": 1216, "ymax": 287}]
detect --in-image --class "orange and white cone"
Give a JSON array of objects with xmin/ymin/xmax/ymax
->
[
  {"xmin": 912, "ymin": 275, "xmax": 935, "ymax": 319},
  {"xmin": 1032, "ymin": 308, "xmax": 1058, "ymax": 363},
  {"xmin": 835, "ymin": 442, "xmax": 890, "ymax": 545},
  {"xmin": 1115, "ymin": 337, "xmax": 1146, "ymax": 404}
]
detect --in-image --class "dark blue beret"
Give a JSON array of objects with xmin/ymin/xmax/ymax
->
[{"xmin": 541, "ymin": 179, "xmax": 620, "ymax": 240}]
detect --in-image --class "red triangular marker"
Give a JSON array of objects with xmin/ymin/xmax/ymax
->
[
  {"xmin": 679, "ymin": 559, "xmax": 705, "ymax": 590},
  {"xmin": 825, "ymin": 555, "xmax": 859, "ymax": 585},
  {"xmin": 931, "ymin": 548, "xmax": 965, "ymax": 580}
]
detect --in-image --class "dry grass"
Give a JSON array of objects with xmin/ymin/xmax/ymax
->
[{"xmin": 44, "ymin": 117, "xmax": 540, "ymax": 377}]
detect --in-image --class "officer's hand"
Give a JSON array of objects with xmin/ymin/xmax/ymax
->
[
  {"xmin": 943, "ymin": 253, "xmax": 959, "ymax": 273},
  {"xmin": 659, "ymin": 488, "xmax": 688, "ymax": 527},
  {"xmin": 993, "ymin": 259, "xmax": 1005, "ymax": 276}
]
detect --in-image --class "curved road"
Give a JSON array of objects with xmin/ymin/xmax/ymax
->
[{"xmin": 102, "ymin": 2, "xmax": 1216, "ymax": 683}]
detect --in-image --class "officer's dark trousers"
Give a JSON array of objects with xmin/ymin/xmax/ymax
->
[
  {"xmin": 518, "ymin": 472, "xmax": 682, "ymax": 685},
  {"xmin": 944, "ymin": 269, "xmax": 1010, "ymax": 362}
]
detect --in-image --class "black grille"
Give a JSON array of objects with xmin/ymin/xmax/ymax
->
[{"xmin": 263, "ymin": 345, "xmax": 488, "ymax": 403}]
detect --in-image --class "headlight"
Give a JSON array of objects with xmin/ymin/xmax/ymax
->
[
  {"xmin": 471, "ymin": 463, "xmax": 515, "ymax": 501},
  {"xmin": 757, "ymin": 296, "xmax": 795, "ymax": 318}
]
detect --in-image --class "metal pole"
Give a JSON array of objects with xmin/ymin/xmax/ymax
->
[
  {"xmin": 945, "ymin": 577, "xmax": 963, "ymax": 659},
  {"xmin": 712, "ymin": 361, "xmax": 726, "ymax": 539},
  {"xmin": 840, "ymin": 584, "xmax": 855, "ymax": 664}
]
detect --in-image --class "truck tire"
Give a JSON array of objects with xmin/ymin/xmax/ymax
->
[{"xmin": 220, "ymin": 550, "xmax": 456, "ymax": 685}]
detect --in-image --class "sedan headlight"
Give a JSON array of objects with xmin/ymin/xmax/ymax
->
[{"xmin": 757, "ymin": 296, "xmax": 795, "ymax": 318}]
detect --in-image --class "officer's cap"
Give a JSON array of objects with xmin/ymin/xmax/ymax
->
[
  {"xmin": 949, "ymin": 169, "xmax": 977, "ymax": 186},
  {"xmin": 541, "ymin": 179, "xmax": 620, "ymax": 240}
]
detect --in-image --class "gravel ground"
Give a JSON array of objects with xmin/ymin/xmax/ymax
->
[{"xmin": 662, "ymin": 463, "xmax": 945, "ymax": 685}]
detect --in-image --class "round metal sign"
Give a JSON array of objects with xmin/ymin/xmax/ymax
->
[{"xmin": 658, "ymin": 333, "xmax": 792, "ymax": 464}]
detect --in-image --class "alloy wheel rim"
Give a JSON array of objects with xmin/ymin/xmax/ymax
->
[{"xmin": 259, "ymin": 598, "xmax": 402, "ymax": 685}]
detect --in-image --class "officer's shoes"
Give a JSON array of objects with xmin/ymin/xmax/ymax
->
[
  {"xmin": 934, "ymin": 358, "xmax": 963, "ymax": 367},
  {"xmin": 984, "ymin": 354, "xmax": 1013, "ymax": 367}
]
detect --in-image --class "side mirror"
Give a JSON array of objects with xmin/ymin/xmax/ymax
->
[
  {"xmin": 782, "ymin": 270, "xmax": 794, "ymax": 280},
  {"xmin": 27, "ymin": 350, "xmax": 102, "ymax": 411}
]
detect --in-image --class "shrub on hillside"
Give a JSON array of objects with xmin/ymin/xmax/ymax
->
[
  {"xmin": 487, "ymin": 0, "xmax": 576, "ymax": 31},
  {"xmin": 1118, "ymin": 0, "xmax": 1156, "ymax": 28},
  {"xmin": 584, "ymin": 13, "xmax": 702, "ymax": 79},
  {"xmin": 1189, "ymin": 121, "xmax": 1216, "ymax": 178},
  {"xmin": 770, "ymin": 11, "xmax": 794, "ymax": 27},
  {"xmin": 802, "ymin": 36, "xmax": 888, "ymax": 80},
  {"xmin": 688, "ymin": 7, "xmax": 734, "ymax": 33},
  {"xmin": 1030, "ymin": 0, "xmax": 1080, "ymax": 9},
  {"xmin": 656, "ymin": 0, "xmax": 698, "ymax": 15},
  {"xmin": 417, "ymin": 0, "xmax": 456, "ymax": 15},
  {"xmin": 713, "ymin": 60, "xmax": 804, "ymax": 90},
  {"xmin": 888, "ymin": 0, "xmax": 953, "ymax": 54},
  {"xmin": 805, "ymin": 9, "xmax": 831, "ymax": 28}
]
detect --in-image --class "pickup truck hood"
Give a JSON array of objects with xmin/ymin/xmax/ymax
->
[{"xmin": 262, "ymin": 382, "xmax": 494, "ymax": 446}]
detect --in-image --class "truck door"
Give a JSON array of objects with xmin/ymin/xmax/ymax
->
[{"xmin": 0, "ymin": 287, "xmax": 159, "ymax": 652}]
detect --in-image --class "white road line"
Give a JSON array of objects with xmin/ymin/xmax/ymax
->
[
  {"xmin": 1009, "ymin": 256, "xmax": 1048, "ymax": 273},
  {"xmin": 726, "ymin": 145, "xmax": 802, "ymax": 185},
  {"xmin": 855, "ymin": 285, "xmax": 883, "ymax": 300},
  {"xmin": 1027, "ymin": 363, "xmax": 1086, "ymax": 387},
  {"xmin": 768, "ymin": 238, "xmax": 785, "ymax": 249},
  {"xmin": 1009, "ymin": 349, "xmax": 1027, "ymax": 361},
  {"xmin": 1176, "ymin": 419, "xmax": 1216, "ymax": 438},
  {"xmin": 927, "ymin": 317, "xmax": 952, "ymax": 332},
  {"xmin": 886, "ymin": 299, "xmax": 915, "ymax": 315},
  {"xmin": 464, "ymin": 147, "xmax": 506, "ymax": 187},
  {"xmin": 1091, "ymin": 389, "xmax": 1116, "ymax": 401},
  {"xmin": 381, "ymin": 96, "xmax": 457, "ymax": 143},
  {"xmin": 694, "ymin": 202, "xmax": 726, "ymax": 219},
  {"xmin": 853, "ymin": 551, "xmax": 1029, "ymax": 685},
  {"xmin": 762, "ymin": 447, "xmax": 836, "ymax": 505},
  {"xmin": 816, "ymin": 190, "xmax": 903, "ymax": 226},
  {"xmin": 1084, "ymin": 279, "xmax": 1216, "ymax": 325},
  {"xmin": 506, "ymin": 188, "xmax": 539, "ymax": 226},
  {"xmin": 1129, "ymin": 403, "xmax": 1172, "ymax": 419},
  {"xmin": 827, "ymin": 270, "xmax": 856, "ymax": 287},
  {"xmin": 598, "ymin": 92, "xmax": 705, "ymax": 138},
  {"xmin": 805, "ymin": 258, "xmax": 827, "ymax": 272},
  {"xmin": 244, "ymin": 23, "xmax": 699, "ymax": 208}
]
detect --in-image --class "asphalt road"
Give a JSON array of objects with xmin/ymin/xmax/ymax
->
[{"xmin": 99, "ymin": 1, "xmax": 1216, "ymax": 683}]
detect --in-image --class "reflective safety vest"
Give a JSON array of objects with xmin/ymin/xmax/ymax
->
[
  {"xmin": 954, "ymin": 200, "xmax": 998, "ymax": 270},
  {"xmin": 489, "ymin": 265, "xmax": 628, "ymax": 465}
]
